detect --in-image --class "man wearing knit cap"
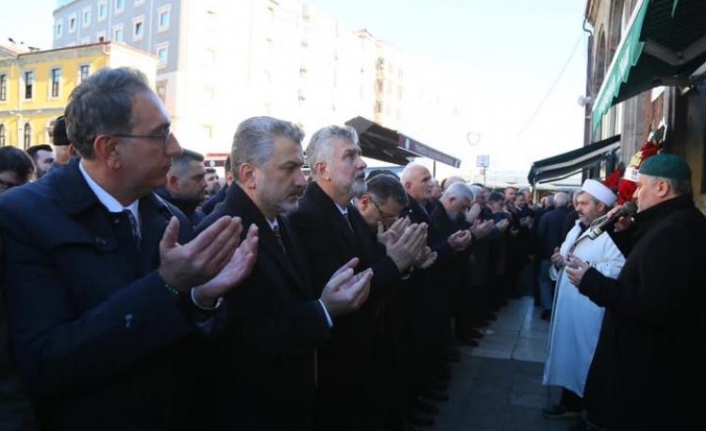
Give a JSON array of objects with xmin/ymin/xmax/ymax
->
[
  {"xmin": 541, "ymin": 179, "xmax": 625, "ymax": 427},
  {"xmin": 566, "ymin": 154, "xmax": 706, "ymax": 431}
]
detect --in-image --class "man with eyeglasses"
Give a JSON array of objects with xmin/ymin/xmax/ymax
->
[{"xmin": 0, "ymin": 67, "xmax": 257, "ymax": 430}]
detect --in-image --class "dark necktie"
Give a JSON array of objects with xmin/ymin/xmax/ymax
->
[
  {"xmin": 273, "ymin": 224, "xmax": 286, "ymax": 252},
  {"xmin": 123, "ymin": 209, "xmax": 141, "ymax": 249}
]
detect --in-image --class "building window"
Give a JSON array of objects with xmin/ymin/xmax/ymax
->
[
  {"xmin": 55, "ymin": 20, "xmax": 63, "ymax": 38},
  {"xmin": 0, "ymin": 124, "xmax": 5, "ymax": 146},
  {"xmin": 98, "ymin": 1, "xmax": 107, "ymax": 21},
  {"xmin": 50, "ymin": 68, "xmax": 62, "ymax": 98},
  {"xmin": 113, "ymin": 24, "xmax": 124, "ymax": 42},
  {"xmin": 82, "ymin": 7, "xmax": 91, "ymax": 27},
  {"xmin": 156, "ymin": 43, "xmax": 169, "ymax": 68},
  {"xmin": 69, "ymin": 13, "xmax": 77, "ymax": 33},
  {"xmin": 115, "ymin": 0, "xmax": 125, "ymax": 14},
  {"xmin": 79, "ymin": 64, "xmax": 90, "ymax": 82},
  {"xmin": 0, "ymin": 74, "xmax": 6, "ymax": 101},
  {"xmin": 133, "ymin": 17, "xmax": 145, "ymax": 41},
  {"xmin": 23, "ymin": 123, "xmax": 31, "ymax": 148},
  {"xmin": 96, "ymin": 31, "xmax": 106, "ymax": 42},
  {"xmin": 157, "ymin": 5, "xmax": 170, "ymax": 32},
  {"xmin": 24, "ymin": 71, "xmax": 34, "ymax": 99}
]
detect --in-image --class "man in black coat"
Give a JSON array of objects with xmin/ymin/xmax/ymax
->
[
  {"xmin": 197, "ymin": 117, "xmax": 372, "ymax": 431},
  {"xmin": 566, "ymin": 154, "xmax": 706, "ymax": 431},
  {"xmin": 289, "ymin": 125, "xmax": 426, "ymax": 431},
  {"xmin": 154, "ymin": 148, "xmax": 207, "ymax": 228},
  {"xmin": 0, "ymin": 67, "xmax": 252, "ymax": 430}
]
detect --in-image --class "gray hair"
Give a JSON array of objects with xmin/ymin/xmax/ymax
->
[
  {"xmin": 171, "ymin": 148, "xmax": 204, "ymax": 176},
  {"xmin": 442, "ymin": 181, "xmax": 475, "ymax": 202},
  {"xmin": 469, "ymin": 185, "xmax": 485, "ymax": 200},
  {"xmin": 65, "ymin": 67, "xmax": 151, "ymax": 159},
  {"xmin": 400, "ymin": 163, "xmax": 429, "ymax": 185},
  {"xmin": 231, "ymin": 116, "xmax": 304, "ymax": 178},
  {"xmin": 652, "ymin": 176, "xmax": 693, "ymax": 197},
  {"xmin": 306, "ymin": 125, "xmax": 358, "ymax": 180},
  {"xmin": 553, "ymin": 191, "xmax": 570, "ymax": 207}
]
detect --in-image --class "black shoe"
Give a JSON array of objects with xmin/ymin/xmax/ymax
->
[
  {"xmin": 541, "ymin": 404, "xmax": 582, "ymax": 419},
  {"xmin": 422, "ymin": 389, "xmax": 449, "ymax": 402},
  {"xmin": 415, "ymin": 397, "xmax": 440, "ymax": 415},
  {"xmin": 456, "ymin": 337, "xmax": 479, "ymax": 347},
  {"xmin": 409, "ymin": 413, "xmax": 435, "ymax": 427},
  {"xmin": 540, "ymin": 309, "xmax": 551, "ymax": 321}
]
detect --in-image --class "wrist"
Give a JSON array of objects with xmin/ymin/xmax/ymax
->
[{"xmin": 191, "ymin": 287, "xmax": 223, "ymax": 311}]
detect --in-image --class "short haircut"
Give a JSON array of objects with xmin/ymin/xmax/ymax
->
[
  {"xmin": 170, "ymin": 148, "xmax": 204, "ymax": 176},
  {"xmin": 665, "ymin": 177, "xmax": 692, "ymax": 197},
  {"xmin": 205, "ymin": 167, "xmax": 217, "ymax": 175},
  {"xmin": 366, "ymin": 169, "xmax": 398, "ymax": 181},
  {"xmin": 442, "ymin": 181, "xmax": 475, "ymax": 202},
  {"xmin": 366, "ymin": 174, "xmax": 408, "ymax": 207},
  {"xmin": 0, "ymin": 146, "xmax": 35, "ymax": 183},
  {"xmin": 65, "ymin": 67, "xmax": 152, "ymax": 159},
  {"xmin": 306, "ymin": 125, "xmax": 358, "ymax": 180},
  {"xmin": 224, "ymin": 155, "xmax": 231, "ymax": 174},
  {"xmin": 553, "ymin": 192, "xmax": 570, "ymax": 207},
  {"xmin": 487, "ymin": 190, "xmax": 505, "ymax": 203},
  {"xmin": 231, "ymin": 116, "xmax": 304, "ymax": 179},
  {"xmin": 52, "ymin": 116, "xmax": 70, "ymax": 146},
  {"xmin": 26, "ymin": 144, "xmax": 53, "ymax": 161}
]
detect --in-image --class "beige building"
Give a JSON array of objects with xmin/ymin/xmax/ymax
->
[{"xmin": 52, "ymin": 0, "xmax": 466, "ymax": 171}]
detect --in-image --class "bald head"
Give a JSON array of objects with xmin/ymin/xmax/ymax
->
[{"xmin": 401, "ymin": 163, "xmax": 433, "ymax": 203}]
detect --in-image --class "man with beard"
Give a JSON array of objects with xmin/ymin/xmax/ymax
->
[
  {"xmin": 289, "ymin": 125, "xmax": 427, "ymax": 431},
  {"xmin": 197, "ymin": 117, "xmax": 373, "ymax": 431},
  {"xmin": 542, "ymin": 179, "xmax": 625, "ymax": 425},
  {"xmin": 566, "ymin": 154, "xmax": 706, "ymax": 431},
  {"xmin": 26, "ymin": 145, "xmax": 55, "ymax": 180},
  {"xmin": 155, "ymin": 149, "xmax": 207, "ymax": 227}
]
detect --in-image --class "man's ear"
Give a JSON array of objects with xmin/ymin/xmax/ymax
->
[
  {"xmin": 314, "ymin": 161, "xmax": 328, "ymax": 181},
  {"xmin": 167, "ymin": 173, "xmax": 179, "ymax": 190},
  {"xmin": 359, "ymin": 194, "xmax": 372, "ymax": 212},
  {"xmin": 94, "ymin": 135, "xmax": 120, "ymax": 169},
  {"xmin": 239, "ymin": 163, "xmax": 256, "ymax": 189}
]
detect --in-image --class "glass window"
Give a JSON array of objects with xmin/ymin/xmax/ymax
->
[
  {"xmin": 133, "ymin": 17, "xmax": 144, "ymax": 40},
  {"xmin": 80, "ymin": 65, "xmax": 90, "ymax": 82},
  {"xmin": 82, "ymin": 8, "xmax": 91, "ymax": 27},
  {"xmin": 98, "ymin": 1, "xmax": 107, "ymax": 21},
  {"xmin": 55, "ymin": 21, "xmax": 63, "ymax": 37},
  {"xmin": 23, "ymin": 123, "xmax": 31, "ymax": 148},
  {"xmin": 69, "ymin": 14, "xmax": 77, "ymax": 32},
  {"xmin": 113, "ymin": 25, "xmax": 124, "ymax": 42},
  {"xmin": 0, "ymin": 124, "xmax": 5, "ymax": 146},
  {"xmin": 115, "ymin": 0, "xmax": 125, "ymax": 13},
  {"xmin": 51, "ymin": 68, "xmax": 62, "ymax": 98},
  {"xmin": 24, "ymin": 71, "xmax": 34, "ymax": 99},
  {"xmin": 0, "ymin": 74, "xmax": 7, "ymax": 101},
  {"xmin": 156, "ymin": 43, "xmax": 169, "ymax": 67},
  {"xmin": 158, "ymin": 6, "xmax": 170, "ymax": 31}
]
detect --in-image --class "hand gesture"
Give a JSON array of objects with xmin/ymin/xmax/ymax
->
[
  {"xmin": 413, "ymin": 246, "xmax": 437, "ymax": 270},
  {"xmin": 565, "ymin": 254, "xmax": 590, "ymax": 287},
  {"xmin": 158, "ymin": 216, "xmax": 242, "ymax": 292},
  {"xmin": 550, "ymin": 246, "xmax": 566, "ymax": 268},
  {"xmin": 448, "ymin": 229, "xmax": 472, "ymax": 252},
  {"xmin": 606, "ymin": 204, "xmax": 633, "ymax": 231},
  {"xmin": 471, "ymin": 220, "xmax": 494, "ymax": 240},
  {"xmin": 377, "ymin": 217, "xmax": 411, "ymax": 247},
  {"xmin": 520, "ymin": 216, "xmax": 534, "ymax": 228},
  {"xmin": 495, "ymin": 218, "xmax": 509, "ymax": 232},
  {"xmin": 192, "ymin": 223, "xmax": 259, "ymax": 306},
  {"xmin": 320, "ymin": 258, "xmax": 373, "ymax": 317},
  {"xmin": 386, "ymin": 223, "xmax": 428, "ymax": 272},
  {"xmin": 465, "ymin": 203, "xmax": 482, "ymax": 225}
]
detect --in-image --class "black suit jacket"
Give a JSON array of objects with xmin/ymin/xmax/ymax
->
[
  {"xmin": 196, "ymin": 184, "xmax": 331, "ymax": 431},
  {"xmin": 0, "ymin": 159, "xmax": 199, "ymax": 430},
  {"xmin": 288, "ymin": 182, "xmax": 401, "ymax": 390}
]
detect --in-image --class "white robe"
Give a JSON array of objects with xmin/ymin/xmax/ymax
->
[{"xmin": 542, "ymin": 220, "xmax": 625, "ymax": 397}]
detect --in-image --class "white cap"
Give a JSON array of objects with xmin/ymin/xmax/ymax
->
[{"xmin": 581, "ymin": 179, "xmax": 617, "ymax": 207}]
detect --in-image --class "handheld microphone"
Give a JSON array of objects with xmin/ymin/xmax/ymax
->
[{"xmin": 587, "ymin": 201, "xmax": 637, "ymax": 240}]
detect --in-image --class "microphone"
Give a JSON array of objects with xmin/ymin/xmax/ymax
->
[{"xmin": 587, "ymin": 201, "xmax": 637, "ymax": 240}]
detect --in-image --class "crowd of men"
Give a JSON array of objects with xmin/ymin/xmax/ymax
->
[{"xmin": 0, "ymin": 67, "xmax": 704, "ymax": 431}]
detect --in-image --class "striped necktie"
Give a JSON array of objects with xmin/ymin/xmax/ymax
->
[{"xmin": 123, "ymin": 209, "xmax": 141, "ymax": 249}]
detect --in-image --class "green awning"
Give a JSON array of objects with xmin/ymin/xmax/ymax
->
[
  {"xmin": 527, "ymin": 135, "xmax": 621, "ymax": 185},
  {"xmin": 592, "ymin": 0, "xmax": 706, "ymax": 132}
]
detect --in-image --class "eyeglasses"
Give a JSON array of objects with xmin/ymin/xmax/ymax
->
[
  {"xmin": 113, "ymin": 126, "xmax": 172, "ymax": 148},
  {"xmin": 370, "ymin": 198, "xmax": 399, "ymax": 224}
]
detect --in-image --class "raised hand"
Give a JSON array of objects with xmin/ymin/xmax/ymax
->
[
  {"xmin": 448, "ymin": 229, "xmax": 472, "ymax": 252},
  {"xmin": 550, "ymin": 246, "xmax": 566, "ymax": 268},
  {"xmin": 414, "ymin": 246, "xmax": 437, "ymax": 270},
  {"xmin": 158, "ymin": 216, "xmax": 242, "ymax": 292},
  {"xmin": 192, "ymin": 223, "xmax": 259, "ymax": 306},
  {"xmin": 319, "ymin": 258, "xmax": 373, "ymax": 317},
  {"xmin": 377, "ymin": 216, "xmax": 411, "ymax": 247},
  {"xmin": 471, "ymin": 219, "xmax": 494, "ymax": 240},
  {"xmin": 565, "ymin": 254, "xmax": 591, "ymax": 286},
  {"xmin": 465, "ymin": 203, "xmax": 482, "ymax": 225},
  {"xmin": 386, "ymin": 223, "xmax": 428, "ymax": 272}
]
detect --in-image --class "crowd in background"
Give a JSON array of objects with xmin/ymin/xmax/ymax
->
[{"xmin": 0, "ymin": 67, "xmax": 703, "ymax": 431}]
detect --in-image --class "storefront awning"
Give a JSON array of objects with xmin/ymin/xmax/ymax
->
[
  {"xmin": 592, "ymin": 0, "xmax": 706, "ymax": 132},
  {"xmin": 345, "ymin": 116, "xmax": 462, "ymax": 168},
  {"xmin": 527, "ymin": 135, "xmax": 621, "ymax": 185}
]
